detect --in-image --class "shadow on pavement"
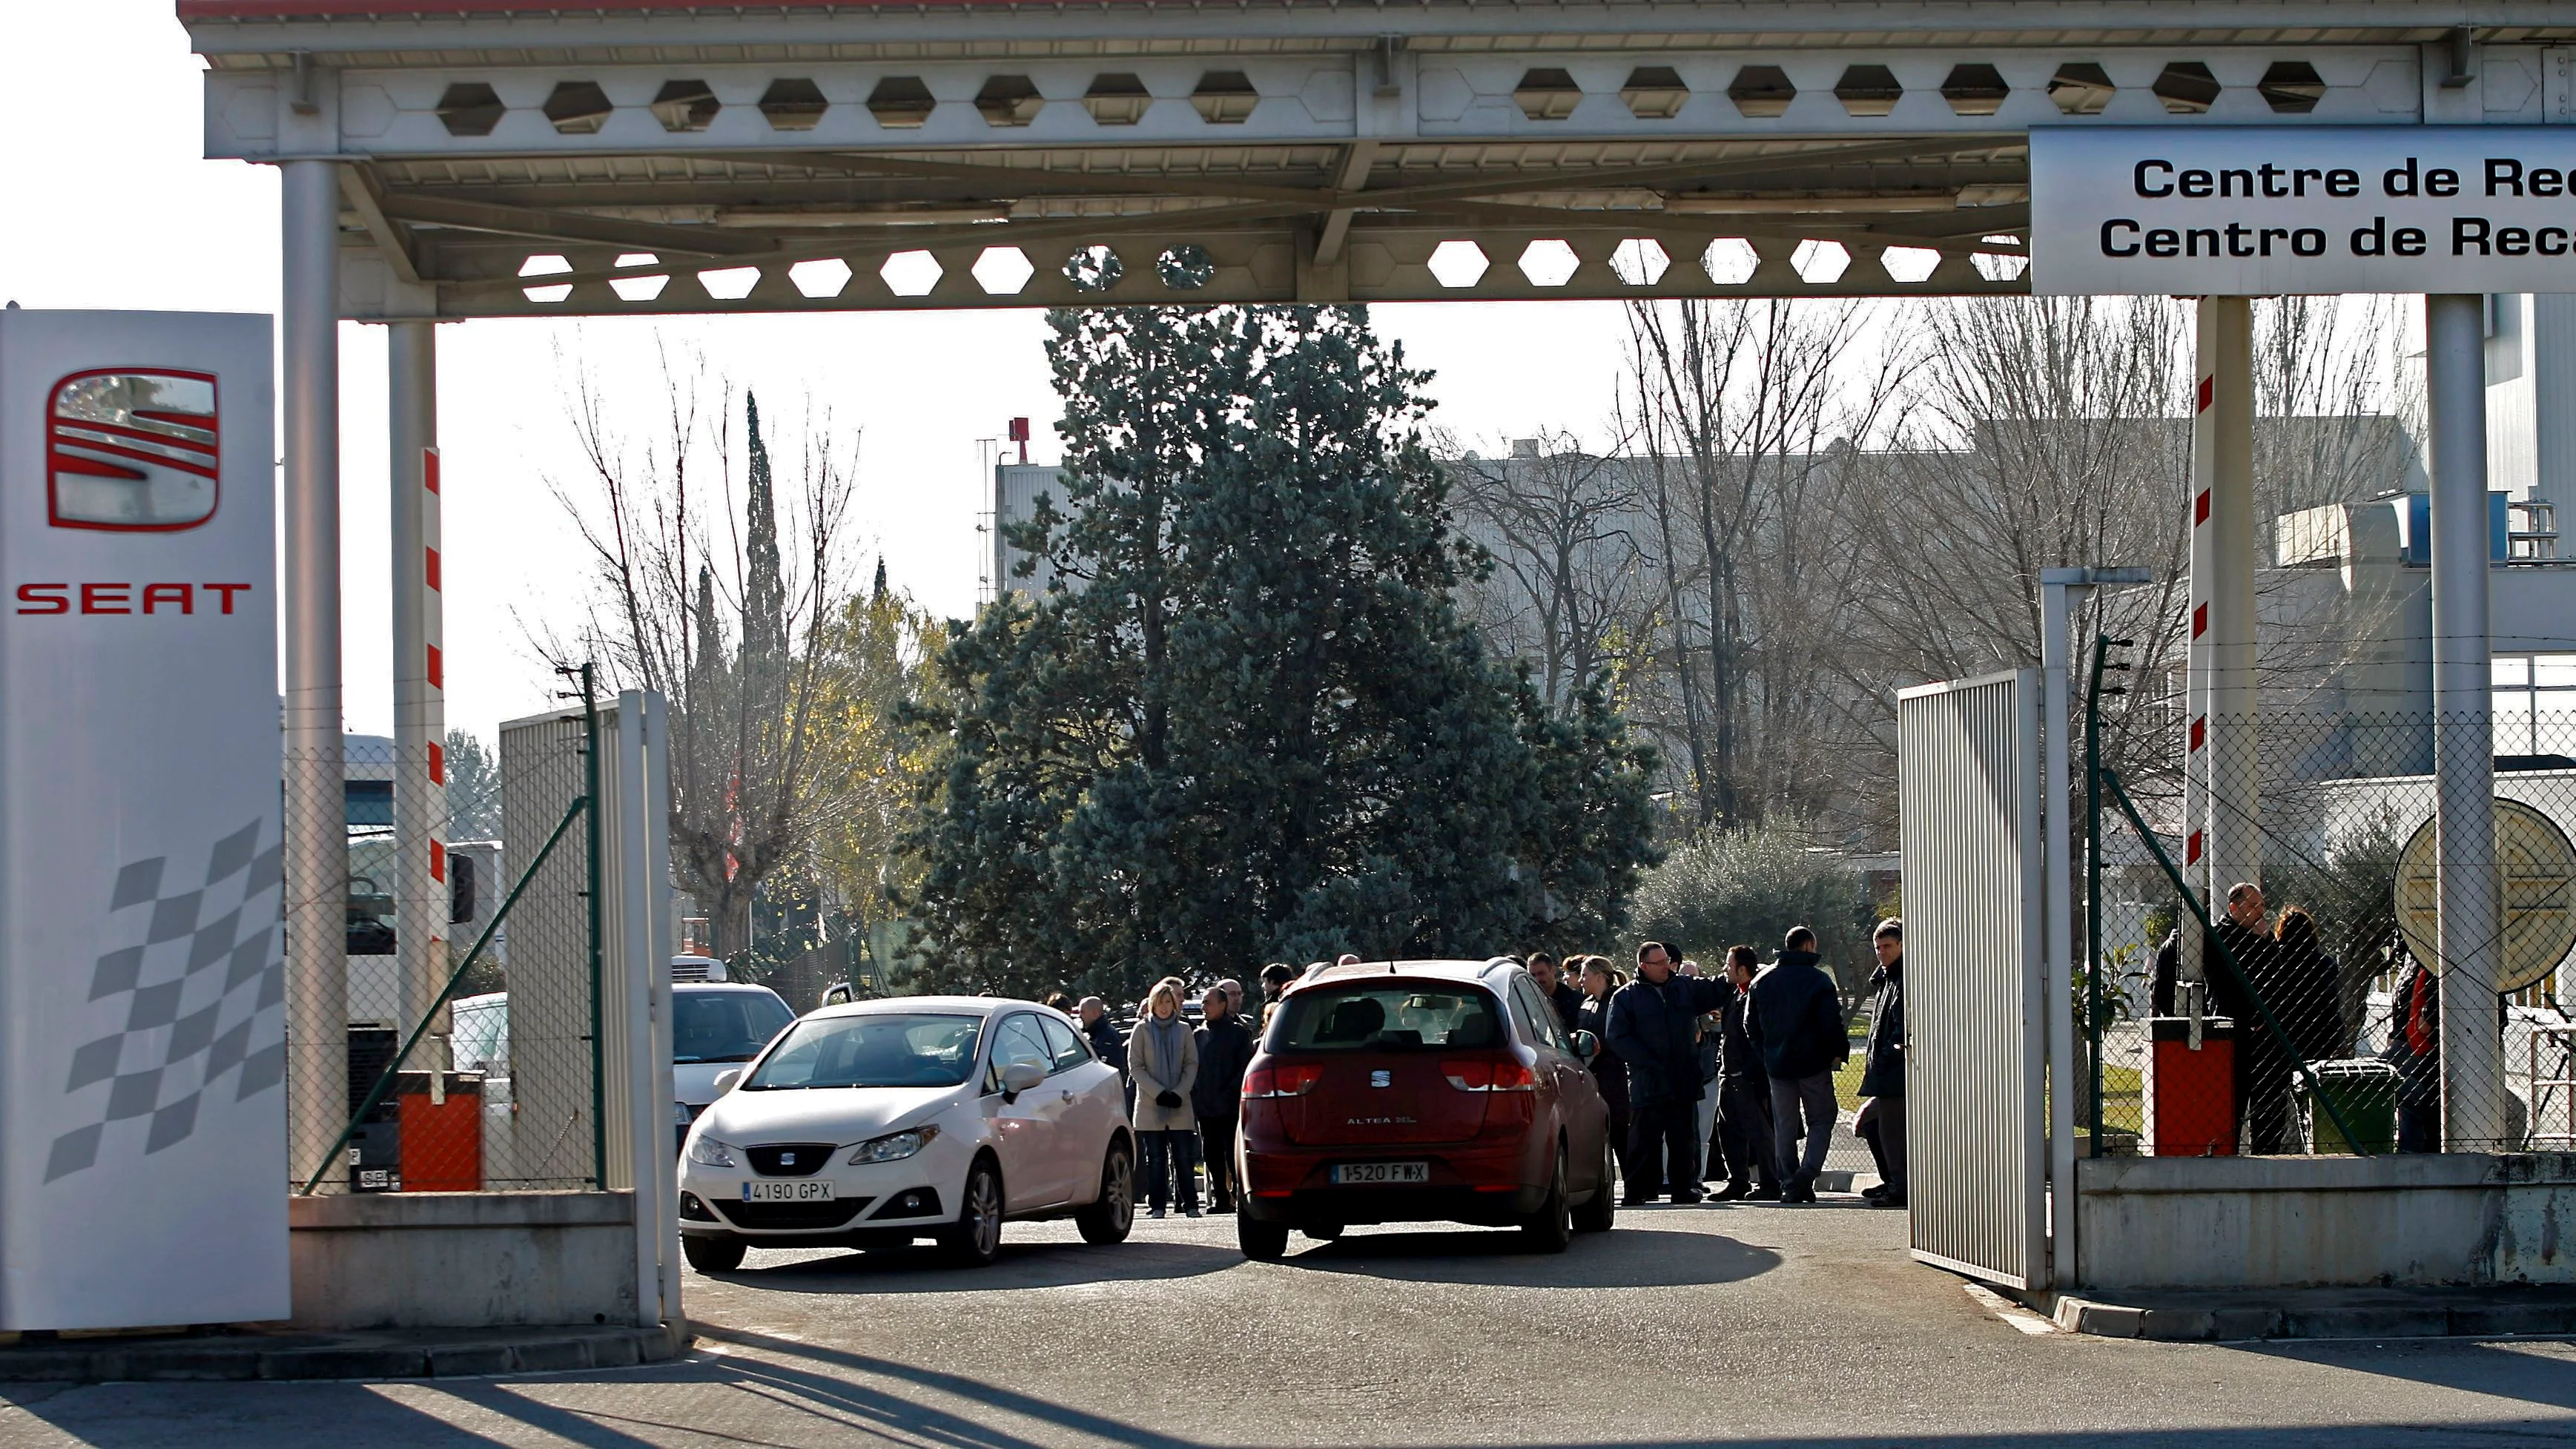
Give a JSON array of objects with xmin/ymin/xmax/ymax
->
[
  {"xmin": 677, "ymin": 1325, "xmax": 2572, "ymax": 1449},
  {"xmin": 706, "ymin": 1237, "xmax": 1241, "ymax": 1293},
  {"xmin": 1274, "ymin": 1224, "xmax": 1779, "ymax": 1287},
  {"xmin": 2227, "ymin": 1337, "xmax": 2576, "ymax": 1414}
]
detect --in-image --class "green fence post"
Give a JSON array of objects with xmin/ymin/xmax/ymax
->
[
  {"xmin": 302, "ymin": 796, "xmax": 589, "ymax": 1195},
  {"xmin": 583, "ymin": 663, "xmax": 608, "ymax": 1192}
]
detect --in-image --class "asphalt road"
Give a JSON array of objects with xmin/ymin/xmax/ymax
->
[{"xmin": 4, "ymin": 1201, "xmax": 2573, "ymax": 1448}]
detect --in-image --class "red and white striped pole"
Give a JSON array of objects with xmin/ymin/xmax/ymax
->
[
  {"xmin": 389, "ymin": 320, "xmax": 447, "ymax": 1061},
  {"xmin": 2187, "ymin": 296, "xmax": 2261, "ymax": 968}
]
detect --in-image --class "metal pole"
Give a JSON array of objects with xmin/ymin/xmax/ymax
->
[
  {"xmin": 2427, "ymin": 292, "xmax": 2503, "ymax": 1151},
  {"xmin": 2085, "ymin": 636, "xmax": 2108, "ymax": 1157},
  {"xmin": 584, "ymin": 664, "xmax": 609, "ymax": 1188},
  {"xmin": 2038, "ymin": 574, "xmax": 2078, "ymax": 1288},
  {"xmin": 2202, "ymin": 297, "xmax": 2262, "ymax": 908},
  {"xmin": 280, "ymin": 158, "xmax": 349, "ymax": 1192},
  {"xmin": 388, "ymin": 320, "xmax": 446, "ymax": 1066}
]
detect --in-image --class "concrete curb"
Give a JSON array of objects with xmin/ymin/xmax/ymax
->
[
  {"xmin": 2046, "ymin": 1292, "xmax": 2576, "ymax": 1341},
  {"xmin": 0, "ymin": 1324, "xmax": 685, "ymax": 1383}
]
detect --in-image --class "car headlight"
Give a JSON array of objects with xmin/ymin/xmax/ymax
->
[
  {"xmin": 687, "ymin": 1135, "xmax": 739, "ymax": 1169},
  {"xmin": 848, "ymin": 1125, "xmax": 939, "ymax": 1164},
  {"xmin": 672, "ymin": 1100, "xmax": 693, "ymax": 1126}
]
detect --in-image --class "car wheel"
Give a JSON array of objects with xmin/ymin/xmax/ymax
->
[
  {"xmin": 1238, "ymin": 1216, "xmax": 1291, "ymax": 1261},
  {"xmin": 938, "ymin": 1158, "xmax": 1005, "ymax": 1267},
  {"xmin": 1521, "ymin": 1144, "xmax": 1573, "ymax": 1254},
  {"xmin": 1075, "ymin": 1141, "xmax": 1136, "ymax": 1244},
  {"xmin": 682, "ymin": 1236, "xmax": 746, "ymax": 1274},
  {"xmin": 1572, "ymin": 1133, "xmax": 1617, "ymax": 1234}
]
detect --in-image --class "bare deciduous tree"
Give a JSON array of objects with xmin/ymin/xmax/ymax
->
[
  {"xmin": 545, "ymin": 352, "xmax": 859, "ymax": 962},
  {"xmin": 1447, "ymin": 428, "xmax": 1658, "ymax": 714}
]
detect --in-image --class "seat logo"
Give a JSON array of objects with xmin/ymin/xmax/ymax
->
[
  {"xmin": 779, "ymin": 1152, "xmax": 796, "ymax": 1166},
  {"xmin": 1370, "ymin": 1069, "xmax": 1392, "ymax": 1087},
  {"xmin": 49, "ymin": 370, "xmax": 220, "ymax": 532}
]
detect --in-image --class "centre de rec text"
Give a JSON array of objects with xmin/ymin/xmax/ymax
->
[{"xmin": 2097, "ymin": 156, "xmax": 2576, "ymax": 260}]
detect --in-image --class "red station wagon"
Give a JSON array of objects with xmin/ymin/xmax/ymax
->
[{"xmin": 1234, "ymin": 959, "xmax": 1616, "ymax": 1259}]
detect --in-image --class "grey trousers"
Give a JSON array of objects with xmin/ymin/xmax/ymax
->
[{"xmin": 1770, "ymin": 1071, "xmax": 1838, "ymax": 1184}]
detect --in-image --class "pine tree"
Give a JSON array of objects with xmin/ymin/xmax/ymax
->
[{"xmin": 902, "ymin": 306, "xmax": 1657, "ymax": 999}]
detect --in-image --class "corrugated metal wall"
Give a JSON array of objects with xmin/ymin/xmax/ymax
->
[{"xmin": 1898, "ymin": 669, "xmax": 2046, "ymax": 1290}]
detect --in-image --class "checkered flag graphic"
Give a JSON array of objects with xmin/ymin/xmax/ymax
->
[{"xmin": 45, "ymin": 819, "xmax": 287, "ymax": 1181}]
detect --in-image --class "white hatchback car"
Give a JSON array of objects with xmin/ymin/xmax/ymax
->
[{"xmin": 678, "ymin": 997, "xmax": 1135, "ymax": 1270}]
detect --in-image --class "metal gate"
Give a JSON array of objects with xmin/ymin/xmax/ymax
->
[{"xmin": 1898, "ymin": 669, "xmax": 2047, "ymax": 1290}]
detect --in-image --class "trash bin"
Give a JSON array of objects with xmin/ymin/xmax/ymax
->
[{"xmin": 2295, "ymin": 1058, "xmax": 2400, "ymax": 1155}]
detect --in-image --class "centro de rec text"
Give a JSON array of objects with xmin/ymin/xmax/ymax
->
[{"xmin": 2099, "ymin": 156, "xmax": 2575, "ymax": 259}]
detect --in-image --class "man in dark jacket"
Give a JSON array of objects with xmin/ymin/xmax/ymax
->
[
  {"xmin": 1192, "ymin": 986, "xmax": 1257, "ymax": 1212},
  {"xmin": 2210, "ymin": 882, "xmax": 2298, "ymax": 1153},
  {"xmin": 1746, "ymin": 926, "xmax": 1850, "ymax": 1203},
  {"xmin": 1711, "ymin": 946, "xmax": 1780, "ymax": 1201},
  {"xmin": 1855, "ymin": 920, "xmax": 1906, "ymax": 1207},
  {"xmin": 1530, "ymin": 954, "xmax": 1585, "ymax": 1035},
  {"xmin": 1605, "ymin": 941, "xmax": 1731, "ymax": 1204}
]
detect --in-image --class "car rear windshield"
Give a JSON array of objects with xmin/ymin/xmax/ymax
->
[
  {"xmin": 1271, "ymin": 984, "xmax": 1505, "ymax": 1052},
  {"xmin": 673, "ymin": 989, "xmax": 796, "ymax": 1063},
  {"xmin": 744, "ymin": 1013, "xmax": 984, "ymax": 1089}
]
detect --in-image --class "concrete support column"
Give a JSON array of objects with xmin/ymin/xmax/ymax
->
[
  {"xmin": 281, "ymin": 159, "xmax": 349, "ymax": 1189},
  {"xmin": 2426, "ymin": 293, "xmax": 2503, "ymax": 1150},
  {"xmin": 388, "ymin": 321, "xmax": 446, "ymax": 1056},
  {"xmin": 2184, "ymin": 298, "xmax": 2258, "ymax": 991}
]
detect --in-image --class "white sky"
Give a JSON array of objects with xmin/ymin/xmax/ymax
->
[{"xmin": 1, "ymin": 0, "xmax": 1644, "ymax": 744}]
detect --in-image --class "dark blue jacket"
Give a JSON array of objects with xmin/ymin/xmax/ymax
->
[
  {"xmin": 1192, "ymin": 1015, "xmax": 1257, "ymax": 1121},
  {"xmin": 1083, "ymin": 1014, "xmax": 1128, "ymax": 1075},
  {"xmin": 1745, "ymin": 951, "xmax": 1849, "ymax": 1081},
  {"xmin": 1605, "ymin": 973, "xmax": 1729, "ymax": 1109}
]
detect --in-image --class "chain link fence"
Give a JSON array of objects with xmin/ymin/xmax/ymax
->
[
  {"xmin": 289, "ymin": 688, "xmax": 607, "ymax": 1194},
  {"xmin": 2085, "ymin": 703, "xmax": 2576, "ymax": 1158}
]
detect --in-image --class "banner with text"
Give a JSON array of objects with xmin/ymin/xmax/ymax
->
[{"xmin": 2032, "ymin": 126, "xmax": 2576, "ymax": 295}]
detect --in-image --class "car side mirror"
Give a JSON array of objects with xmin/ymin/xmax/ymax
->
[
  {"xmin": 1571, "ymin": 1030, "xmax": 1599, "ymax": 1062},
  {"xmin": 1000, "ymin": 1059, "xmax": 1047, "ymax": 1098},
  {"xmin": 713, "ymin": 1069, "xmax": 742, "ymax": 1093}
]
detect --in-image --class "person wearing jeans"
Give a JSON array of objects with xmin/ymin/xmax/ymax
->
[
  {"xmin": 1127, "ymin": 979, "xmax": 1201, "ymax": 1218},
  {"xmin": 1746, "ymin": 925, "xmax": 1851, "ymax": 1204}
]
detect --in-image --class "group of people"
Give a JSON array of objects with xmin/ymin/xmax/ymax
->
[
  {"xmin": 1043, "ymin": 931, "xmax": 1909, "ymax": 1218},
  {"xmin": 1049, "ymin": 976, "xmax": 1267, "ymax": 1218},
  {"xmin": 2143, "ymin": 882, "xmax": 2380, "ymax": 1149},
  {"xmin": 1553, "ymin": 922, "xmax": 1904, "ymax": 1210}
]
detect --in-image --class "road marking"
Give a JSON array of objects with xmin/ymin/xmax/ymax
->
[{"xmin": 1964, "ymin": 1281, "xmax": 2060, "ymax": 1335}]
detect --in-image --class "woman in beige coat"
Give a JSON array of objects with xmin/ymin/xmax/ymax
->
[{"xmin": 1128, "ymin": 978, "xmax": 1201, "ymax": 1218}]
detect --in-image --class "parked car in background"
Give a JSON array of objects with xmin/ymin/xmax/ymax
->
[
  {"xmin": 1234, "ymin": 959, "xmax": 1616, "ymax": 1260},
  {"xmin": 673, "ymin": 980, "xmax": 796, "ymax": 1150},
  {"xmin": 677, "ymin": 996, "xmax": 1135, "ymax": 1270}
]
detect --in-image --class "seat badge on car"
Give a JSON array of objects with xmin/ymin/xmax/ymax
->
[
  {"xmin": 780, "ymin": 1152, "xmax": 796, "ymax": 1166},
  {"xmin": 1370, "ymin": 1070, "xmax": 1391, "ymax": 1088}
]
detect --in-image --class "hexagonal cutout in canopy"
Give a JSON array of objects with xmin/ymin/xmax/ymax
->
[
  {"xmin": 1517, "ymin": 240, "xmax": 1580, "ymax": 288},
  {"xmin": 1833, "ymin": 65, "xmax": 1903, "ymax": 117},
  {"xmin": 1191, "ymin": 72, "xmax": 1258, "ymax": 124},
  {"xmin": 1083, "ymin": 74, "xmax": 1152, "ymax": 126},
  {"xmin": 879, "ymin": 251, "xmax": 942, "ymax": 297},
  {"xmin": 1610, "ymin": 238, "xmax": 1670, "ymax": 286},
  {"xmin": 435, "ymin": 82, "xmax": 505, "ymax": 136},
  {"xmin": 759, "ymin": 79, "xmax": 830, "ymax": 131},
  {"xmin": 650, "ymin": 80, "xmax": 720, "ymax": 133},
  {"xmin": 868, "ymin": 77, "xmax": 937, "ymax": 129},
  {"xmin": 1512, "ymin": 68, "xmax": 1582, "ymax": 122},
  {"xmin": 1427, "ymin": 240, "xmax": 1490, "ymax": 288},
  {"xmin": 1728, "ymin": 66, "xmax": 1795, "ymax": 119},
  {"xmin": 542, "ymin": 81, "xmax": 614, "ymax": 134},
  {"xmin": 972, "ymin": 246, "xmax": 1036, "ymax": 294},
  {"xmin": 1620, "ymin": 67, "xmax": 1689, "ymax": 119},
  {"xmin": 976, "ymin": 76, "xmax": 1045, "ymax": 128}
]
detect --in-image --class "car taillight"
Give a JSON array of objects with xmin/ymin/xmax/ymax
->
[
  {"xmin": 1443, "ymin": 1057, "xmax": 1537, "ymax": 1092},
  {"xmin": 1246, "ymin": 1062, "xmax": 1323, "ymax": 1098}
]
